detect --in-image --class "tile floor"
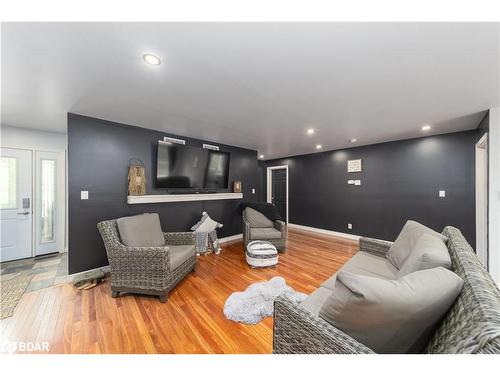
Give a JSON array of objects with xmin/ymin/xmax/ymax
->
[{"xmin": 0, "ymin": 253, "xmax": 68, "ymax": 292}]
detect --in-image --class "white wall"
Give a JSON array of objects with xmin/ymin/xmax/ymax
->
[
  {"xmin": 489, "ymin": 107, "xmax": 500, "ymax": 284},
  {"xmin": 1, "ymin": 125, "xmax": 67, "ymax": 150}
]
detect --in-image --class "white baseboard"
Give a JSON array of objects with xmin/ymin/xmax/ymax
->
[
  {"xmin": 219, "ymin": 233, "xmax": 243, "ymax": 243},
  {"xmin": 67, "ymin": 265, "xmax": 110, "ymax": 279},
  {"xmin": 288, "ymin": 223, "xmax": 360, "ymax": 241}
]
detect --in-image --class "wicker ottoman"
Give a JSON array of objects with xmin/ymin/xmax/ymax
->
[{"xmin": 246, "ymin": 240, "xmax": 279, "ymax": 268}]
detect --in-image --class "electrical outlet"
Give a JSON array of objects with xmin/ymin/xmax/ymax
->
[
  {"xmin": 81, "ymin": 191, "xmax": 89, "ymax": 200},
  {"xmin": 439, "ymin": 190, "xmax": 446, "ymax": 198},
  {"xmin": 252, "ymin": 188, "xmax": 255, "ymax": 194},
  {"xmin": 348, "ymin": 223, "xmax": 353, "ymax": 230}
]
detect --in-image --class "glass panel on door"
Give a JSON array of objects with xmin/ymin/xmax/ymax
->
[
  {"xmin": 41, "ymin": 159, "xmax": 56, "ymax": 243},
  {"xmin": 0, "ymin": 157, "xmax": 17, "ymax": 209}
]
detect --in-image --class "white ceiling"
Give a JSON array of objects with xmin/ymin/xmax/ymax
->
[{"xmin": 1, "ymin": 23, "xmax": 499, "ymax": 159}]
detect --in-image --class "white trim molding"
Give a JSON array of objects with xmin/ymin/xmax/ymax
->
[
  {"xmin": 127, "ymin": 192, "xmax": 243, "ymax": 204},
  {"xmin": 288, "ymin": 223, "xmax": 361, "ymax": 241},
  {"xmin": 219, "ymin": 233, "xmax": 243, "ymax": 243}
]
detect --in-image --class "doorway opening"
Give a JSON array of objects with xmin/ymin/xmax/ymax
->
[
  {"xmin": 0, "ymin": 146, "xmax": 67, "ymax": 292},
  {"xmin": 475, "ymin": 133, "xmax": 488, "ymax": 269},
  {"xmin": 266, "ymin": 165, "xmax": 289, "ymax": 224}
]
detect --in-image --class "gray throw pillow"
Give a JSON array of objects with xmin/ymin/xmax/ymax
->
[
  {"xmin": 319, "ymin": 268, "xmax": 463, "ymax": 353},
  {"xmin": 398, "ymin": 233, "xmax": 451, "ymax": 277},
  {"xmin": 117, "ymin": 213, "xmax": 165, "ymax": 247},
  {"xmin": 386, "ymin": 220, "xmax": 448, "ymax": 269},
  {"xmin": 245, "ymin": 207, "xmax": 274, "ymax": 228}
]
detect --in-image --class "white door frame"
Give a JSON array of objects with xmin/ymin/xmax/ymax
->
[
  {"xmin": 0, "ymin": 144, "xmax": 67, "ymax": 257},
  {"xmin": 476, "ymin": 133, "xmax": 488, "ymax": 269},
  {"xmin": 266, "ymin": 165, "xmax": 289, "ymax": 224}
]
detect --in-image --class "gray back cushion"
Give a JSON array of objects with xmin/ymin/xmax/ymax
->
[
  {"xmin": 398, "ymin": 233, "xmax": 451, "ymax": 277},
  {"xmin": 319, "ymin": 268, "xmax": 464, "ymax": 353},
  {"xmin": 117, "ymin": 213, "xmax": 165, "ymax": 247},
  {"xmin": 386, "ymin": 220, "xmax": 448, "ymax": 269},
  {"xmin": 245, "ymin": 207, "xmax": 274, "ymax": 228}
]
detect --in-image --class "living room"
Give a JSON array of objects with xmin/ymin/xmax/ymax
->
[{"xmin": 1, "ymin": 0, "xmax": 500, "ymax": 372}]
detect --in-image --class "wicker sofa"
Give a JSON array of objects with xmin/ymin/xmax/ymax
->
[
  {"xmin": 273, "ymin": 226, "xmax": 500, "ymax": 354},
  {"xmin": 242, "ymin": 208, "xmax": 287, "ymax": 252},
  {"xmin": 97, "ymin": 219, "xmax": 196, "ymax": 303}
]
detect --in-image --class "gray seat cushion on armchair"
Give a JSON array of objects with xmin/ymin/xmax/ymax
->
[
  {"xmin": 170, "ymin": 245, "xmax": 196, "ymax": 270},
  {"xmin": 251, "ymin": 227, "xmax": 282, "ymax": 240}
]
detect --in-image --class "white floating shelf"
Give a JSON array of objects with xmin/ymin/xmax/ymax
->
[{"xmin": 127, "ymin": 192, "xmax": 243, "ymax": 204}]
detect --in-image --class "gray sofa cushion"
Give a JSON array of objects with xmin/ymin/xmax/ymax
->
[
  {"xmin": 169, "ymin": 245, "xmax": 196, "ymax": 270},
  {"xmin": 245, "ymin": 207, "xmax": 274, "ymax": 228},
  {"xmin": 398, "ymin": 233, "xmax": 451, "ymax": 277},
  {"xmin": 321, "ymin": 252, "xmax": 398, "ymax": 290},
  {"xmin": 116, "ymin": 213, "xmax": 165, "ymax": 247},
  {"xmin": 250, "ymin": 227, "xmax": 282, "ymax": 240},
  {"xmin": 299, "ymin": 287, "xmax": 332, "ymax": 316},
  {"xmin": 386, "ymin": 220, "xmax": 448, "ymax": 269},
  {"xmin": 319, "ymin": 267, "xmax": 464, "ymax": 353}
]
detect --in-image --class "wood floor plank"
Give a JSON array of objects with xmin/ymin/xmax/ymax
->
[{"xmin": 0, "ymin": 228, "xmax": 358, "ymax": 354}]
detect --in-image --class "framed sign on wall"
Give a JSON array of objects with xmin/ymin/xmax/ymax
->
[{"xmin": 347, "ymin": 159, "xmax": 362, "ymax": 173}]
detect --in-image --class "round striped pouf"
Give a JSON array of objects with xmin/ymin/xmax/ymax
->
[{"xmin": 246, "ymin": 240, "xmax": 279, "ymax": 268}]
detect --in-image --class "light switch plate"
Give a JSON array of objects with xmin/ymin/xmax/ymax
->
[
  {"xmin": 252, "ymin": 188, "xmax": 255, "ymax": 194},
  {"xmin": 348, "ymin": 180, "xmax": 355, "ymax": 185},
  {"xmin": 439, "ymin": 190, "xmax": 446, "ymax": 198},
  {"xmin": 81, "ymin": 191, "xmax": 89, "ymax": 200},
  {"xmin": 354, "ymin": 180, "xmax": 361, "ymax": 186},
  {"xmin": 348, "ymin": 223, "xmax": 353, "ymax": 230}
]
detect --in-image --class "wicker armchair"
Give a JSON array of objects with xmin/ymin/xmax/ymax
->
[
  {"xmin": 97, "ymin": 219, "xmax": 196, "ymax": 303},
  {"xmin": 242, "ymin": 210, "xmax": 287, "ymax": 252}
]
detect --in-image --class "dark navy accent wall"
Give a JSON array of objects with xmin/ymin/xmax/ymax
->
[
  {"xmin": 68, "ymin": 113, "xmax": 258, "ymax": 274},
  {"xmin": 260, "ymin": 131, "xmax": 477, "ymax": 245}
]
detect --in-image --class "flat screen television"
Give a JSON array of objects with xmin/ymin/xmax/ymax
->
[{"xmin": 156, "ymin": 141, "xmax": 230, "ymax": 191}]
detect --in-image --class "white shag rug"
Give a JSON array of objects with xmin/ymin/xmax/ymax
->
[{"xmin": 223, "ymin": 276, "xmax": 307, "ymax": 324}]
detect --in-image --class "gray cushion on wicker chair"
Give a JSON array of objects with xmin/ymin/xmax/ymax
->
[
  {"xmin": 116, "ymin": 213, "xmax": 165, "ymax": 247},
  {"xmin": 386, "ymin": 220, "xmax": 448, "ymax": 269},
  {"xmin": 299, "ymin": 287, "xmax": 332, "ymax": 316},
  {"xmin": 398, "ymin": 233, "xmax": 451, "ymax": 277},
  {"xmin": 319, "ymin": 268, "xmax": 464, "ymax": 354},
  {"xmin": 245, "ymin": 207, "xmax": 274, "ymax": 228},
  {"xmin": 170, "ymin": 245, "xmax": 196, "ymax": 270},
  {"xmin": 321, "ymin": 252, "xmax": 398, "ymax": 290},
  {"xmin": 251, "ymin": 227, "xmax": 282, "ymax": 240}
]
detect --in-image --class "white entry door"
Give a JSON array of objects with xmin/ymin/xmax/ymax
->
[
  {"xmin": 0, "ymin": 148, "xmax": 33, "ymax": 262},
  {"xmin": 35, "ymin": 150, "xmax": 64, "ymax": 255}
]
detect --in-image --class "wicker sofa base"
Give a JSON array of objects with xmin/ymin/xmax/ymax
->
[{"xmin": 109, "ymin": 258, "xmax": 196, "ymax": 303}]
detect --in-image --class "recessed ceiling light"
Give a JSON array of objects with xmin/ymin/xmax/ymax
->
[
  {"xmin": 143, "ymin": 54, "xmax": 161, "ymax": 65},
  {"xmin": 259, "ymin": 154, "xmax": 264, "ymax": 159},
  {"xmin": 421, "ymin": 125, "xmax": 432, "ymax": 132},
  {"xmin": 350, "ymin": 138, "xmax": 357, "ymax": 143},
  {"xmin": 316, "ymin": 144, "xmax": 322, "ymax": 150},
  {"xmin": 307, "ymin": 128, "xmax": 315, "ymax": 135}
]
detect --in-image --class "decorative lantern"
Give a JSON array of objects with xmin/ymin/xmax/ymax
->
[{"xmin": 128, "ymin": 158, "xmax": 146, "ymax": 196}]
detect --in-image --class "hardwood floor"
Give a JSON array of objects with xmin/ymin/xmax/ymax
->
[{"xmin": 0, "ymin": 228, "xmax": 358, "ymax": 354}]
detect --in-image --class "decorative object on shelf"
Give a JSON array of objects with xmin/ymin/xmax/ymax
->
[
  {"xmin": 191, "ymin": 212, "xmax": 223, "ymax": 255},
  {"xmin": 233, "ymin": 181, "xmax": 242, "ymax": 193},
  {"xmin": 128, "ymin": 158, "xmax": 146, "ymax": 196},
  {"xmin": 347, "ymin": 159, "xmax": 362, "ymax": 173}
]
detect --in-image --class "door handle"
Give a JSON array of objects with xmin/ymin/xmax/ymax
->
[{"xmin": 17, "ymin": 212, "xmax": 30, "ymax": 215}]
